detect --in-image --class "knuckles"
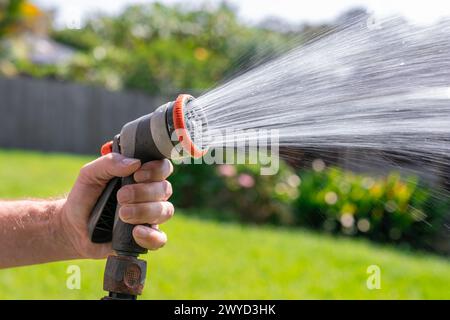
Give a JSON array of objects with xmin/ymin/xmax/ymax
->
[
  {"xmin": 120, "ymin": 201, "xmax": 174, "ymax": 224},
  {"xmin": 78, "ymin": 153, "xmax": 123, "ymax": 181},
  {"xmin": 137, "ymin": 159, "xmax": 174, "ymax": 180},
  {"xmin": 79, "ymin": 159, "xmax": 97, "ymax": 177},
  {"xmin": 161, "ymin": 180, "xmax": 173, "ymax": 200},
  {"xmin": 117, "ymin": 186, "xmax": 133, "ymax": 204},
  {"xmin": 151, "ymin": 202, "xmax": 174, "ymax": 220},
  {"xmin": 116, "ymin": 180, "xmax": 172, "ymax": 204},
  {"xmin": 165, "ymin": 202, "xmax": 175, "ymax": 218},
  {"xmin": 163, "ymin": 159, "xmax": 174, "ymax": 176}
]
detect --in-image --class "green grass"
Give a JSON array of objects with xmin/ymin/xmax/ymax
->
[{"xmin": 0, "ymin": 149, "xmax": 449, "ymax": 299}]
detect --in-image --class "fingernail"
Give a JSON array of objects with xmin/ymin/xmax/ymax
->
[
  {"xmin": 120, "ymin": 206, "xmax": 134, "ymax": 220},
  {"xmin": 121, "ymin": 158, "xmax": 140, "ymax": 167},
  {"xmin": 135, "ymin": 226, "xmax": 151, "ymax": 238},
  {"xmin": 135, "ymin": 170, "xmax": 151, "ymax": 181},
  {"xmin": 117, "ymin": 188, "xmax": 132, "ymax": 203}
]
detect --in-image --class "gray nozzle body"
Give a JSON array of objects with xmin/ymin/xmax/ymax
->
[{"xmin": 120, "ymin": 102, "xmax": 173, "ymax": 161}]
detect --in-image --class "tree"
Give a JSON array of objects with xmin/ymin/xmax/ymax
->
[
  {"xmin": 49, "ymin": 2, "xmax": 296, "ymax": 94},
  {"xmin": 9, "ymin": 2, "xmax": 327, "ymax": 94},
  {"xmin": 0, "ymin": 0, "xmax": 24, "ymax": 38}
]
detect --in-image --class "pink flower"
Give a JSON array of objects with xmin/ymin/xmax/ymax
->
[
  {"xmin": 238, "ymin": 173, "xmax": 255, "ymax": 188},
  {"xmin": 217, "ymin": 164, "xmax": 236, "ymax": 177}
]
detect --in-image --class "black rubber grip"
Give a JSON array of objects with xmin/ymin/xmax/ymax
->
[
  {"xmin": 112, "ymin": 175, "xmax": 148, "ymax": 255},
  {"xmin": 88, "ymin": 177, "xmax": 121, "ymax": 243}
]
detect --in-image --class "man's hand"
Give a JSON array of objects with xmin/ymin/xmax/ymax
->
[
  {"xmin": 0, "ymin": 153, "xmax": 174, "ymax": 268},
  {"xmin": 61, "ymin": 153, "xmax": 174, "ymax": 259}
]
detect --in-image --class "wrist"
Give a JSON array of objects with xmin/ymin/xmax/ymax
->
[
  {"xmin": 49, "ymin": 199, "xmax": 82, "ymax": 260},
  {"xmin": 0, "ymin": 199, "xmax": 82, "ymax": 268}
]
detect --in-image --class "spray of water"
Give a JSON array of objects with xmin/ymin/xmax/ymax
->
[
  {"xmin": 187, "ymin": 15, "xmax": 450, "ymax": 243},
  {"xmin": 193, "ymin": 16, "xmax": 450, "ymax": 157}
]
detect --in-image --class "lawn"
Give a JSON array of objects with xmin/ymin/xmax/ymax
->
[{"xmin": 0, "ymin": 149, "xmax": 449, "ymax": 299}]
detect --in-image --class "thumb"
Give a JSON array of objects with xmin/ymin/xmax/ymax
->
[
  {"xmin": 62, "ymin": 154, "xmax": 141, "ymax": 253},
  {"xmin": 67, "ymin": 153, "xmax": 141, "ymax": 209},
  {"xmin": 79, "ymin": 153, "xmax": 141, "ymax": 186}
]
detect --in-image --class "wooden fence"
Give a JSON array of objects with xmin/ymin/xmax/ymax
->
[{"xmin": 0, "ymin": 76, "xmax": 172, "ymax": 154}]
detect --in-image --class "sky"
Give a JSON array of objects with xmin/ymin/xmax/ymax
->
[{"xmin": 35, "ymin": 0, "xmax": 450, "ymax": 28}]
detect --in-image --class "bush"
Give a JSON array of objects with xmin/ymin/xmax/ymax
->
[
  {"xmin": 294, "ymin": 163, "xmax": 448, "ymax": 250},
  {"xmin": 170, "ymin": 158, "xmax": 449, "ymax": 253},
  {"xmin": 5, "ymin": 2, "xmax": 297, "ymax": 94},
  {"xmin": 170, "ymin": 161, "xmax": 298, "ymax": 225}
]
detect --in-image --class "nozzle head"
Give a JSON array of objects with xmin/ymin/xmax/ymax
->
[{"xmin": 167, "ymin": 94, "xmax": 209, "ymax": 158}]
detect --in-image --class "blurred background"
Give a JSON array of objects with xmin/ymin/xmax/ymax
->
[{"xmin": 0, "ymin": 0, "xmax": 449, "ymax": 299}]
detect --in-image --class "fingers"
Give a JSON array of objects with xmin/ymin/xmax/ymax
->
[
  {"xmin": 117, "ymin": 162, "xmax": 174, "ymax": 251},
  {"xmin": 132, "ymin": 225, "xmax": 167, "ymax": 250},
  {"xmin": 119, "ymin": 201, "xmax": 174, "ymax": 225},
  {"xmin": 83, "ymin": 158, "xmax": 174, "ymax": 251},
  {"xmin": 134, "ymin": 159, "xmax": 173, "ymax": 183},
  {"xmin": 79, "ymin": 153, "xmax": 141, "ymax": 186},
  {"xmin": 117, "ymin": 180, "xmax": 172, "ymax": 204},
  {"xmin": 67, "ymin": 153, "xmax": 142, "ymax": 210}
]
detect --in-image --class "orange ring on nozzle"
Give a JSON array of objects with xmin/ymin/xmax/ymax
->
[{"xmin": 172, "ymin": 94, "xmax": 208, "ymax": 158}]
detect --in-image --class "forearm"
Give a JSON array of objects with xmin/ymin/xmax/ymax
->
[{"xmin": 0, "ymin": 199, "xmax": 79, "ymax": 268}]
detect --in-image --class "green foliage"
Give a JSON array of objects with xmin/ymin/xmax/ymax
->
[
  {"xmin": 14, "ymin": 2, "xmax": 293, "ymax": 93},
  {"xmin": 0, "ymin": 0, "xmax": 23, "ymax": 39},
  {"xmin": 170, "ymin": 161, "xmax": 297, "ymax": 224},
  {"xmin": 294, "ymin": 166, "xmax": 448, "ymax": 250},
  {"xmin": 170, "ymin": 159, "xmax": 448, "ymax": 253},
  {"xmin": 0, "ymin": 149, "xmax": 449, "ymax": 299}
]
